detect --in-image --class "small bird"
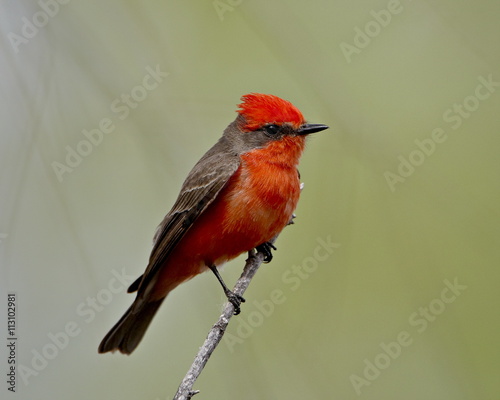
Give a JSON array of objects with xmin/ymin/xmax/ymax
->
[{"xmin": 98, "ymin": 93, "xmax": 328, "ymax": 354}]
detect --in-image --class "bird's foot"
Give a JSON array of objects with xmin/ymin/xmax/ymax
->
[
  {"xmin": 225, "ymin": 290, "xmax": 246, "ymax": 315},
  {"xmin": 256, "ymin": 242, "xmax": 277, "ymax": 263}
]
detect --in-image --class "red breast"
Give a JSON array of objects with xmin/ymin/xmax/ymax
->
[{"xmin": 150, "ymin": 136, "xmax": 305, "ymax": 299}]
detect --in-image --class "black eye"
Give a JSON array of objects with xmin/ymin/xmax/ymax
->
[{"xmin": 264, "ymin": 124, "xmax": 280, "ymax": 136}]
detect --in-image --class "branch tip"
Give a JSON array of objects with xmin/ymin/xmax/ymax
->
[{"xmin": 172, "ymin": 236, "xmax": 280, "ymax": 399}]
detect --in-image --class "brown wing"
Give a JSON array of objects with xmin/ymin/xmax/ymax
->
[{"xmin": 131, "ymin": 136, "xmax": 240, "ymax": 309}]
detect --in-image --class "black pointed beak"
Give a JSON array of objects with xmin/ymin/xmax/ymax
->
[{"xmin": 297, "ymin": 123, "xmax": 329, "ymax": 135}]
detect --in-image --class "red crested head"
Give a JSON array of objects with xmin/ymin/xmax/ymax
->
[{"xmin": 237, "ymin": 93, "xmax": 305, "ymax": 131}]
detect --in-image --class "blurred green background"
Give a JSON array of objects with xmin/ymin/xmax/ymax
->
[{"xmin": 1, "ymin": 1, "xmax": 499, "ymax": 399}]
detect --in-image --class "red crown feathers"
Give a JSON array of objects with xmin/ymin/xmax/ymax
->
[{"xmin": 237, "ymin": 93, "xmax": 305, "ymax": 131}]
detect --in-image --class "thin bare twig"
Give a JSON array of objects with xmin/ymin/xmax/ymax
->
[{"xmin": 172, "ymin": 245, "xmax": 271, "ymax": 400}]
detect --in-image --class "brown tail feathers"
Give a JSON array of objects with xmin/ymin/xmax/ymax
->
[{"xmin": 98, "ymin": 298, "xmax": 164, "ymax": 354}]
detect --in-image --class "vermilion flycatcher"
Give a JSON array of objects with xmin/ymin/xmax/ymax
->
[{"xmin": 98, "ymin": 93, "xmax": 328, "ymax": 354}]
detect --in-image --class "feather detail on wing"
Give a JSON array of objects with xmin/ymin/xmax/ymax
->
[{"xmin": 131, "ymin": 137, "xmax": 241, "ymax": 310}]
